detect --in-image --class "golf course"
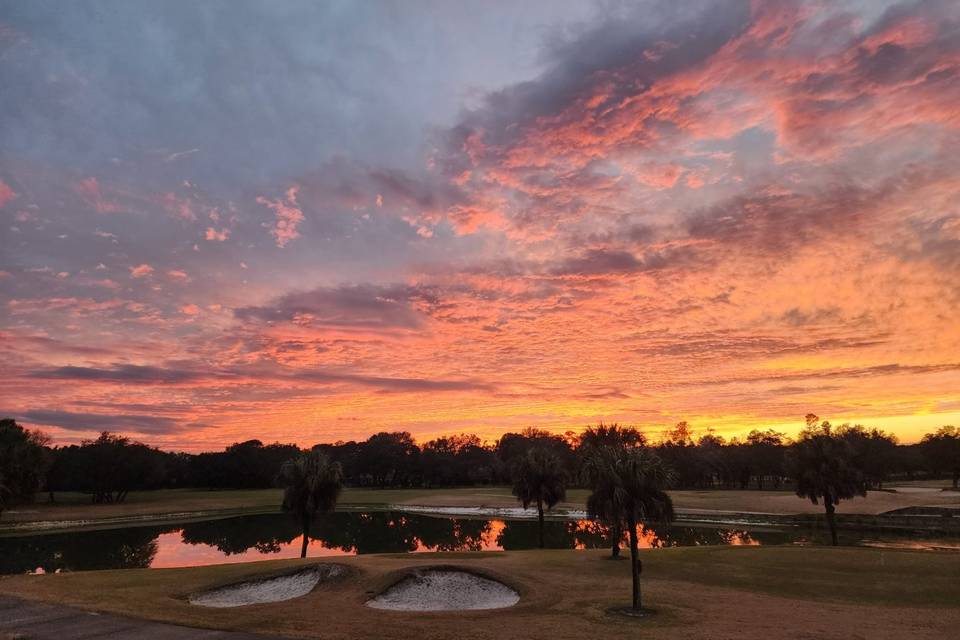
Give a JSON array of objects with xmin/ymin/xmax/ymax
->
[{"xmin": 3, "ymin": 546, "xmax": 958, "ymax": 639}]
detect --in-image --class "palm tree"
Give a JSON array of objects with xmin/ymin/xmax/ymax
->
[
  {"xmin": 278, "ymin": 451, "xmax": 344, "ymax": 558},
  {"xmin": 578, "ymin": 423, "xmax": 645, "ymax": 558},
  {"xmin": 511, "ymin": 447, "xmax": 567, "ymax": 548},
  {"xmin": 786, "ymin": 420, "xmax": 866, "ymax": 546},
  {"xmin": 0, "ymin": 472, "xmax": 8, "ymax": 521},
  {"xmin": 582, "ymin": 445, "xmax": 674, "ymax": 612}
]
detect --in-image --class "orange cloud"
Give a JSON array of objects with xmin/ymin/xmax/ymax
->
[
  {"xmin": 0, "ymin": 179, "xmax": 17, "ymax": 208},
  {"xmin": 205, "ymin": 227, "xmax": 229, "ymax": 242},
  {"xmin": 129, "ymin": 264, "xmax": 154, "ymax": 278}
]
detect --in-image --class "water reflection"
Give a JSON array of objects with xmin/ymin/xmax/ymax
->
[
  {"xmin": 2, "ymin": 526, "xmax": 163, "ymax": 574},
  {"xmin": 0, "ymin": 511, "xmax": 952, "ymax": 574}
]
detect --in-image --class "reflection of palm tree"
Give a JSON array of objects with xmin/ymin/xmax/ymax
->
[
  {"xmin": 180, "ymin": 514, "xmax": 300, "ymax": 555},
  {"xmin": 511, "ymin": 448, "xmax": 567, "ymax": 548},
  {"xmin": 279, "ymin": 452, "xmax": 343, "ymax": 558},
  {"xmin": 495, "ymin": 518, "xmax": 575, "ymax": 550}
]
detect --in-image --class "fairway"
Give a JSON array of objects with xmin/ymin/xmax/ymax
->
[
  {"xmin": 1, "ymin": 547, "xmax": 957, "ymax": 640},
  {"xmin": 5, "ymin": 485, "xmax": 959, "ymax": 534}
]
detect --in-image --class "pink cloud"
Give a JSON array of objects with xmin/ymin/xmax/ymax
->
[
  {"xmin": 162, "ymin": 192, "xmax": 197, "ymax": 221},
  {"xmin": 257, "ymin": 185, "xmax": 304, "ymax": 248},
  {"xmin": 76, "ymin": 177, "xmax": 120, "ymax": 213},
  {"xmin": 167, "ymin": 270, "xmax": 190, "ymax": 281}
]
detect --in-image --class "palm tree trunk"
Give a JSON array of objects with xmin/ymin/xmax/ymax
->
[
  {"xmin": 537, "ymin": 498, "xmax": 545, "ymax": 549},
  {"xmin": 610, "ymin": 522, "xmax": 620, "ymax": 558},
  {"xmin": 823, "ymin": 495, "xmax": 838, "ymax": 546},
  {"xmin": 628, "ymin": 516, "xmax": 640, "ymax": 611},
  {"xmin": 300, "ymin": 516, "xmax": 310, "ymax": 558}
]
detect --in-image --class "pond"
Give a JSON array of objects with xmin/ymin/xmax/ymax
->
[{"xmin": 2, "ymin": 510, "xmax": 956, "ymax": 574}]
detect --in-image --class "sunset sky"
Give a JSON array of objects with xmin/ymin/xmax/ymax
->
[{"xmin": 1, "ymin": 0, "xmax": 958, "ymax": 451}]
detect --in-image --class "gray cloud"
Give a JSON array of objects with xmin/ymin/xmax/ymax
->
[
  {"xmin": 25, "ymin": 361, "xmax": 493, "ymax": 394},
  {"xmin": 1, "ymin": 1, "xmax": 592, "ymax": 186},
  {"xmin": 685, "ymin": 362, "xmax": 960, "ymax": 388},
  {"xmin": 291, "ymin": 370, "xmax": 493, "ymax": 393},
  {"xmin": 29, "ymin": 364, "xmax": 214, "ymax": 384},
  {"xmin": 549, "ymin": 249, "xmax": 642, "ymax": 276},
  {"xmin": 234, "ymin": 283, "xmax": 437, "ymax": 330},
  {"xmin": 16, "ymin": 409, "xmax": 185, "ymax": 434}
]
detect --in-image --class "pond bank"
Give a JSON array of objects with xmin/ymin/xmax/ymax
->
[
  {"xmin": 3, "ymin": 486, "xmax": 958, "ymax": 536},
  {"xmin": 4, "ymin": 502, "xmax": 960, "ymax": 537}
]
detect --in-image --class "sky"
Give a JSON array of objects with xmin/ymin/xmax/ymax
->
[{"xmin": 1, "ymin": 0, "xmax": 958, "ymax": 451}]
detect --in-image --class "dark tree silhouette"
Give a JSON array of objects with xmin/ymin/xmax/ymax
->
[
  {"xmin": 0, "ymin": 473, "xmax": 9, "ymax": 520},
  {"xmin": 6, "ymin": 412, "xmax": 944, "ymax": 501},
  {"xmin": 921, "ymin": 426, "xmax": 960, "ymax": 489},
  {"xmin": 745, "ymin": 429, "xmax": 787, "ymax": 489},
  {"xmin": 511, "ymin": 447, "xmax": 567, "ymax": 548},
  {"xmin": 786, "ymin": 416, "xmax": 866, "ymax": 545},
  {"xmin": 582, "ymin": 445, "xmax": 674, "ymax": 611},
  {"xmin": 0, "ymin": 419, "xmax": 49, "ymax": 517},
  {"xmin": 838, "ymin": 425, "xmax": 898, "ymax": 489},
  {"xmin": 279, "ymin": 451, "xmax": 344, "ymax": 558},
  {"xmin": 354, "ymin": 431, "xmax": 420, "ymax": 486}
]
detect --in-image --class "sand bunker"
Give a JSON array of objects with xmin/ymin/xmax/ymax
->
[
  {"xmin": 190, "ymin": 564, "xmax": 344, "ymax": 608},
  {"xmin": 367, "ymin": 569, "xmax": 519, "ymax": 611}
]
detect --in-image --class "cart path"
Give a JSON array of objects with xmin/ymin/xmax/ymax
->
[{"xmin": 0, "ymin": 595, "xmax": 277, "ymax": 639}]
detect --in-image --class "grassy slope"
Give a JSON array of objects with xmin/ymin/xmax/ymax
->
[
  {"xmin": 1, "ymin": 547, "xmax": 957, "ymax": 639},
  {"xmin": 4, "ymin": 484, "xmax": 958, "ymax": 533}
]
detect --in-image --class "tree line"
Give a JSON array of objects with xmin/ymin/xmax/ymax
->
[
  {"xmin": 4, "ymin": 415, "xmax": 960, "ymax": 613},
  {"xmin": 1, "ymin": 416, "xmax": 959, "ymax": 516}
]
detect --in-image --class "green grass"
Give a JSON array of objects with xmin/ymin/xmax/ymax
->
[
  {"xmin": 649, "ymin": 545, "xmax": 959, "ymax": 607},
  {"xmin": 1, "ymin": 547, "xmax": 957, "ymax": 639}
]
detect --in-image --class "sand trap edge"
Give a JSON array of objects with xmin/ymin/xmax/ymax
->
[{"xmin": 188, "ymin": 563, "xmax": 350, "ymax": 608}]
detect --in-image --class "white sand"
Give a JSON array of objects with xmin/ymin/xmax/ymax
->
[
  {"xmin": 189, "ymin": 564, "xmax": 344, "ymax": 608},
  {"xmin": 366, "ymin": 569, "xmax": 520, "ymax": 611}
]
